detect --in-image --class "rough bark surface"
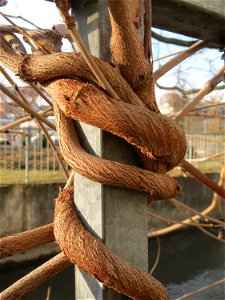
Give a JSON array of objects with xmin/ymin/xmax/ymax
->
[
  {"xmin": 54, "ymin": 187, "xmax": 169, "ymax": 300},
  {"xmin": 0, "ymin": 224, "xmax": 54, "ymax": 259},
  {"xmin": 54, "ymin": 103, "xmax": 181, "ymax": 200},
  {"xmin": 0, "ymin": 1, "xmax": 189, "ymax": 298},
  {"xmin": 0, "ymin": 252, "xmax": 70, "ymax": 300}
]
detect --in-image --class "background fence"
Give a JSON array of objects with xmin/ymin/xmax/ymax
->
[
  {"xmin": 0, "ymin": 128, "xmax": 67, "ymax": 184},
  {"xmin": 0, "ymin": 129, "xmax": 224, "ymax": 184}
]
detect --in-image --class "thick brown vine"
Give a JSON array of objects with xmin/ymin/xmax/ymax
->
[{"xmin": 0, "ymin": 0, "xmax": 189, "ymax": 298}]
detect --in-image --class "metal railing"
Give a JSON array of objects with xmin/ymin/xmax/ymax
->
[
  {"xmin": 0, "ymin": 128, "xmax": 67, "ymax": 184},
  {"xmin": 0, "ymin": 129, "xmax": 224, "ymax": 184}
]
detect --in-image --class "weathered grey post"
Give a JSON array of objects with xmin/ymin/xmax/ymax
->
[{"xmin": 71, "ymin": 1, "xmax": 148, "ymax": 299}]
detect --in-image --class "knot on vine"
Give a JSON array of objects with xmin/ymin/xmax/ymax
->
[{"xmin": 18, "ymin": 51, "xmax": 187, "ymax": 201}]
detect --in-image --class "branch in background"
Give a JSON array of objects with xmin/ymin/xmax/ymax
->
[
  {"xmin": 152, "ymin": 30, "xmax": 196, "ymax": 47},
  {"xmin": 156, "ymin": 81, "xmax": 225, "ymax": 97},
  {"xmin": 0, "ymin": 12, "xmax": 50, "ymax": 54},
  {"xmin": 0, "ymin": 67, "xmax": 68, "ymax": 178},
  {"xmin": 153, "ymin": 40, "xmax": 207, "ymax": 80},
  {"xmin": 5, "ymin": 14, "xmax": 43, "ymax": 30},
  {"xmin": 175, "ymin": 278, "xmax": 225, "ymax": 300},
  {"xmin": 180, "ymin": 160, "xmax": 225, "ymax": 200},
  {"xmin": 0, "ymin": 83, "xmax": 55, "ymax": 130},
  {"xmin": 155, "ymin": 82, "xmax": 196, "ymax": 97},
  {"xmin": 171, "ymin": 195, "xmax": 225, "ymax": 243},
  {"xmin": 186, "ymin": 113, "xmax": 225, "ymax": 119},
  {"xmin": 0, "ymin": 25, "xmax": 30, "ymax": 32},
  {"xmin": 0, "ymin": 253, "xmax": 71, "ymax": 300},
  {"xmin": 153, "ymin": 49, "xmax": 184, "ymax": 62},
  {"xmin": 149, "ymin": 236, "xmax": 160, "ymax": 275},
  {"xmin": 191, "ymin": 101, "xmax": 225, "ymax": 112},
  {"xmin": 29, "ymin": 83, "xmax": 53, "ymax": 107},
  {"xmin": 152, "ymin": 30, "xmax": 218, "ymax": 49},
  {"xmin": 45, "ymin": 287, "xmax": 51, "ymax": 300},
  {"xmin": 174, "ymin": 65, "xmax": 225, "ymax": 122},
  {"xmin": 55, "ymin": 0, "xmax": 119, "ymax": 100},
  {"xmin": 0, "ymin": 31, "xmax": 26, "ymax": 54},
  {"xmin": 0, "ymin": 108, "xmax": 53, "ymax": 133}
]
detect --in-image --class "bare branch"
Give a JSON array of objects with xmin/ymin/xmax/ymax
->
[
  {"xmin": 55, "ymin": 0, "xmax": 119, "ymax": 100},
  {"xmin": 180, "ymin": 160, "xmax": 225, "ymax": 200},
  {"xmin": 186, "ymin": 112, "xmax": 225, "ymax": 119},
  {"xmin": 153, "ymin": 40, "xmax": 207, "ymax": 80},
  {"xmin": 149, "ymin": 236, "xmax": 160, "ymax": 275},
  {"xmin": 157, "ymin": 82, "xmax": 225, "ymax": 97},
  {"xmin": 0, "ymin": 253, "xmax": 71, "ymax": 300},
  {"xmin": 191, "ymin": 101, "xmax": 225, "ymax": 112},
  {"xmin": 29, "ymin": 83, "xmax": 53, "ymax": 107},
  {"xmin": 176, "ymin": 278, "xmax": 225, "ymax": 300},
  {"xmin": 174, "ymin": 65, "xmax": 225, "ymax": 122},
  {"xmin": 152, "ymin": 30, "xmax": 196, "ymax": 47},
  {"xmin": 0, "ymin": 83, "xmax": 55, "ymax": 130},
  {"xmin": 0, "ymin": 108, "xmax": 53, "ymax": 133},
  {"xmin": 153, "ymin": 50, "xmax": 184, "ymax": 62},
  {"xmin": 0, "ymin": 12, "xmax": 50, "ymax": 54},
  {"xmin": 0, "ymin": 224, "xmax": 54, "ymax": 259},
  {"xmin": 5, "ymin": 14, "xmax": 43, "ymax": 30}
]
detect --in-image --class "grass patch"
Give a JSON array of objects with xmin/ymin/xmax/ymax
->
[
  {"xmin": 0, "ymin": 169, "xmax": 66, "ymax": 185},
  {"xmin": 1, "ymin": 161, "xmax": 223, "ymax": 185}
]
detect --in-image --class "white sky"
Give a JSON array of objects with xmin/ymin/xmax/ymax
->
[
  {"xmin": 0, "ymin": 0, "xmax": 224, "ymax": 102},
  {"xmin": 1, "ymin": 0, "xmax": 60, "ymax": 29}
]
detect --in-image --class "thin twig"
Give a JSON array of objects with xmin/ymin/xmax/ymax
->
[
  {"xmin": 174, "ymin": 65, "xmax": 225, "ymax": 122},
  {"xmin": 175, "ymin": 278, "xmax": 225, "ymax": 300},
  {"xmin": 153, "ymin": 40, "xmax": 206, "ymax": 80},
  {"xmin": 149, "ymin": 235, "xmax": 160, "ymax": 275},
  {"xmin": 5, "ymin": 14, "xmax": 43, "ymax": 30},
  {"xmin": 180, "ymin": 160, "xmax": 225, "ymax": 200},
  {"xmin": 0, "ymin": 108, "xmax": 53, "ymax": 133},
  {"xmin": 170, "ymin": 197, "xmax": 225, "ymax": 226},
  {"xmin": 186, "ymin": 112, "xmax": 225, "ymax": 118},
  {"xmin": 54, "ymin": 0, "xmax": 120, "ymax": 100},
  {"xmin": 0, "ymin": 253, "xmax": 71, "ymax": 300},
  {"xmin": 153, "ymin": 50, "xmax": 184, "ymax": 62},
  {"xmin": 37, "ymin": 120, "xmax": 69, "ymax": 178},
  {"xmin": 0, "ymin": 83, "xmax": 55, "ymax": 130},
  {"xmin": 187, "ymin": 151, "xmax": 225, "ymax": 163},
  {"xmin": 46, "ymin": 286, "xmax": 51, "ymax": 300},
  {"xmin": 0, "ymin": 67, "xmax": 68, "ymax": 178},
  {"xmin": 0, "ymin": 12, "xmax": 50, "ymax": 54},
  {"xmin": 147, "ymin": 211, "xmax": 223, "ymax": 229},
  {"xmin": 149, "ymin": 166, "xmax": 225, "ymax": 238},
  {"xmin": 63, "ymin": 170, "xmax": 74, "ymax": 190},
  {"xmin": 29, "ymin": 83, "xmax": 53, "ymax": 107},
  {"xmin": 170, "ymin": 198, "xmax": 225, "ymax": 243},
  {"xmin": 191, "ymin": 101, "xmax": 225, "ymax": 112}
]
